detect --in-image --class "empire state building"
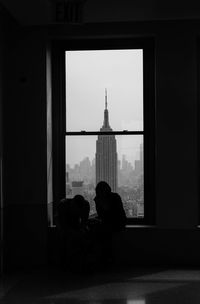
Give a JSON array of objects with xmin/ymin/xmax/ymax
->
[{"xmin": 95, "ymin": 90, "xmax": 118, "ymax": 192}]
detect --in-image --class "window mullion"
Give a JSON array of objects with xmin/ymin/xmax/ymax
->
[{"xmin": 65, "ymin": 131, "xmax": 144, "ymax": 136}]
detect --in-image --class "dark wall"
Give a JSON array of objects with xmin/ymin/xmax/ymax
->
[
  {"xmin": 84, "ymin": 0, "xmax": 200, "ymax": 23},
  {"xmin": 49, "ymin": 20, "xmax": 199, "ymax": 228},
  {"xmin": 0, "ymin": 4, "xmax": 23, "ymax": 273},
  {"xmin": 114, "ymin": 227, "xmax": 200, "ymax": 267},
  {"xmin": 3, "ymin": 26, "xmax": 48, "ymax": 270},
  {"xmin": 1, "ymin": 15, "xmax": 200, "ymax": 268},
  {"xmin": 2, "ymin": 0, "xmax": 200, "ymax": 26},
  {"xmin": 0, "ymin": 9, "xmax": 4, "ymax": 275},
  {"xmin": 155, "ymin": 23, "xmax": 198, "ymax": 228}
]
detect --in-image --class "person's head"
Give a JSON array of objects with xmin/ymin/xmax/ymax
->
[
  {"xmin": 56, "ymin": 198, "xmax": 71, "ymax": 229},
  {"xmin": 73, "ymin": 195, "xmax": 90, "ymax": 222},
  {"xmin": 57, "ymin": 198, "xmax": 68, "ymax": 216},
  {"xmin": 73, "ymin": 194, "xmax": 84, "ymax": 203},
  {"xmin": 95, "ymin": 181, "xmax": 111, "ymax": 198}
]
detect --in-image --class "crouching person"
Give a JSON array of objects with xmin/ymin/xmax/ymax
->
[{"xmin": 55, "ymin": 195, "xmax": 90, "ymax": 272}]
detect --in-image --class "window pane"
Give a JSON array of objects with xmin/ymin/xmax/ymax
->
[
  {"xmin": 66, "ymin": 49, "xmax": 143, "ymax": 131},
  {"xmin": 65, "ymin": 135, "xmax": 143, "ymax": 218}
]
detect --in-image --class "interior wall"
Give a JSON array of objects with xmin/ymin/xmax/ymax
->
[
  {"xmin": 0, "ymin": 12, "xmax": 4, "ymax": 275},
  {"xmin": 46, "ymin": 44, "xmax": 53, "ymax": 226},
  {"xmin": 155, "ymin": 23, "xmax": 198, "ymax": 228},
  {"xmin": 0, "ymin": 3, "xmax": 22, "ymax": 274},
  {"xmin": 3, "ymin": 26, "xmax": 48, "ymax": 270},
  {"xmin": 84, "ymin": 0, "xmax": 200, "ymax": 23},
  {"xmin": 49, "ymin": 20, "xmax": 199, "ymax": 228},
  {"xmin": 3, "ymin": 0, "xmax": 200, "ymax": 26},
  {"xmin": 49, "ymin": 20, "xmax": 199, "ymax": 266},
  {"xmin": 1, "ymin": 6, "xmax": 200, "ymax": 268}
]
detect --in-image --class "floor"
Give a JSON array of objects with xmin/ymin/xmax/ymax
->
[{"xmin": 1, "ymin": 267, "xmax": 200, "ymax": 303}]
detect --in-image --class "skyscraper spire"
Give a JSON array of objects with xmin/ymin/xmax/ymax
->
[
  {"xmin": 105, "ymin": 88, "xmax": 108, "ymax": 110},
  {"xmin": 102, "ymin": 88, "xmax": 111, "ymax": 130}
]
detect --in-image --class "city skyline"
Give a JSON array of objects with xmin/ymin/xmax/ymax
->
[
  {"xmin": 66, "ymin": 150, "xmax": 142, "ymax": 172},
  {"xmin": 66, "ymin": 142, "xmax": 143, "ymax": 186},
  {"xmin": 66, "ymin": 139, "xmax": 144, "ymax": 217},
  {"xmin": 66, "ymin": 137, "xmax": 143, "ymax": 168}
]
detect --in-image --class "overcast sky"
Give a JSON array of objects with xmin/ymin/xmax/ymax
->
[{"xmin": 65, "ymin": 49, "xmax": 143, "ymax": 167}]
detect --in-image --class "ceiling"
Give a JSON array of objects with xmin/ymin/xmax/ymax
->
[
  {"xmin": 1, "ymin": 0, "xmax": 200, "ymax": 26},
  {"xmin": 0, "ymin": 0, "xmax": 52, "ymax": 25}
]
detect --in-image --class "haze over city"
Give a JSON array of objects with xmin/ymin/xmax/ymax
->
[
  {"xmin": 65, "ymin": 49, "xmax": 143, "ymax": 167},
  {"xmin": 65, "ymin": 49, "xmax": 144, "ymax": 217}
]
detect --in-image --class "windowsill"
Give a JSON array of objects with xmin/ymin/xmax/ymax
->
[
  {"xmin": 126, "ymin": 226, "xmax": 200, "ymax": 230},
  {"xmin": 49, "ymin": 225, "xmax": 200, "ymax": 230},
  {"xmin": 48, "ymin": 224, "xmax": 156, "ymax": 229},
  {"xmin": 126, "ymin": 224, "xmax": 155, "ymax": 228}
]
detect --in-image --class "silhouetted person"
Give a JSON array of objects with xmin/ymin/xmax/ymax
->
[
  {"xmin": 56, "ymin": 195, "xmax": 90, "ymax": 271},
  {"xmin": 56, "ymin": 195, "xmax": 90, "ymax": 233},
  {"xmin": 94, "ymin": 181, "xmax": 126, "ymax": 232},
  {"xmin": 90, "ymin": 181, "xmax": 126, "ymax": 268},
  {"xmin": 74, "ymin": 194, "xmax": 90, "ymax": 230}
]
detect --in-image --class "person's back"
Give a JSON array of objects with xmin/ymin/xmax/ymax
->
[
  {"xmin": 56, "ymin": 195, "xmax": 91, "ymax": 271},
  {"xmin": 56, "ymin": 198, "xmax": 80, "ymax": 235},
  {"xmin": 94, "ymin": 181, "xmax": 126, "ymax": 232},
  {"xmin": 73, "ymin": 194, "xmax": 90, "ymax": 230},
  {"xmin": 107, "ymin": 191, "xmax": 126, "ymax": 231},
  {"xmin": 91, "ymin": 181, "xmax": 127, "ymax": 268}
]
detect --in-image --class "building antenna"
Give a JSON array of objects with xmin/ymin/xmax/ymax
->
[{"xmin": 105, "ymin": 88, "xmax": 108, "ymax": 109}]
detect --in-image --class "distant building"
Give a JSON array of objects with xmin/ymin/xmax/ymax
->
[
  {"xmin": 95, "ymin": 89, "xmax": 118, "ymax": 192},
  {"xmin": 72, "ymin": 181, "xmax": 84, "ymax": 196},
  {"xmin": 134, "ymin": 143, "xmax": 143, "ymax": 176},
  {"xmin": 79, "ymin": 157, "xmax": 92, "ymax": 181}
]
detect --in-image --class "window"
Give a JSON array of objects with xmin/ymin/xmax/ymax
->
[{"xmin": 52, "ymin": 38, "xmax": 155, "ymax": 225}]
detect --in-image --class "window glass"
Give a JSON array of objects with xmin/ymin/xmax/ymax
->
[
  {"xmin": 65, "ymin": 135, "xmax": 143, "ymax": 218},
  {"xmin": 65, "ymin": 50, "xmax": 143, "ymax": 131}
]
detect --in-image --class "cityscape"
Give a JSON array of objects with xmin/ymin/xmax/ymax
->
[{"xmin": 66, "ymin": 91, "xmax": 144, "ymax": 218}]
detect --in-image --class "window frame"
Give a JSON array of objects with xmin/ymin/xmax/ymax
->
[{"xmin": 52, "ymin": 37, "xmax": 156, "ymax": 225}]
